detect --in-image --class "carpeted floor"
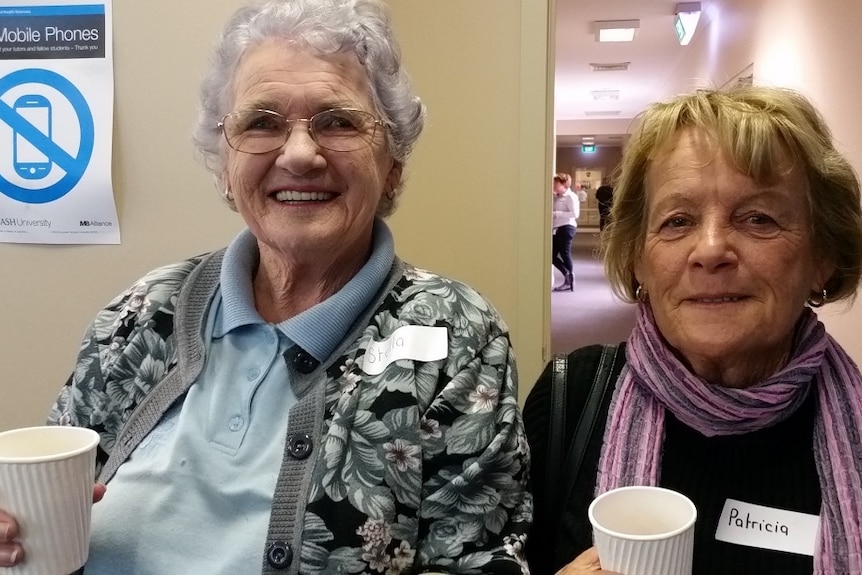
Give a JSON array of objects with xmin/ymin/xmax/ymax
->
[{"xmin": 551, "ymin": 230, "xmax": 637, "ymax": 355}]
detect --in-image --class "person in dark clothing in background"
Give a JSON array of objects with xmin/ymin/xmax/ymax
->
[{"xmin": 595, "ymin": 184, "xmax": 614, "ymax": 231}]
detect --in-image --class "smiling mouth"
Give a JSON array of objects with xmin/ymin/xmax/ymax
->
[
  {"xmin": 274, "ymin": 190, "xmax": 335, "ymax": 202},
  {"xmin": 691, "ymin": 296, "xmax": 745, "ymax": 303}
]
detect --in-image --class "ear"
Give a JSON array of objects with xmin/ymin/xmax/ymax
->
[
  {"xmin": 221, "ymin": 169, "xmax": 230, "ymax": 193},
  {"xmin": 385, "ymin": 160, "xmax": 403, "ymax": 196},
  {"xmin": 812, "ymin": 259, "xmax": 836, "ymax": 295},
  {"xmin": 633, "ymin": 256, "xmax": 645, "ymax": 285}
]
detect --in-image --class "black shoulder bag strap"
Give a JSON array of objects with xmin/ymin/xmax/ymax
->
[
  {"xmin": 544, "ymin": 354, "xmax": 570, "ymax": 509},
  {"xmin": 558, "ymin": 344, "xmax": 623, "ymax": 512}
]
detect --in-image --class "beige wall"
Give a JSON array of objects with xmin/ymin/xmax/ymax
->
[
  {"xmin": 0, "ymin": 1, "xmax": 553, "ymax": 430},
  {"xmin": 387, "ymin": 1, "xmax": 553, "ymax": 403},
  {"xmin": 671, "ymin": 0, "xmax": 862, "ymax": 364}
]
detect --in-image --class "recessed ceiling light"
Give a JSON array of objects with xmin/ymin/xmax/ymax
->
[{"xmin": 594, "ymin": 20, "xmax": 640, "ymax": 42}]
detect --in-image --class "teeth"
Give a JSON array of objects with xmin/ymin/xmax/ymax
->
[
  {"xmin": 275, "ymin": 190, "xmax": 334, "ymax": 201},
  {"xmin": 698, "ymin": 297, "xmax": 740, "ymax": 303}
]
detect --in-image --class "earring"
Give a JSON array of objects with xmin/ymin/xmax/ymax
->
[
  {"xmin": 223, "ymin": 188, "xmax": 234, "ymax": 202},
  {"xmin": 807, "ymin": 288, "xmax": 828, "ymax": 308},
  {"xmin": 635, "ymin": 284, "xmax": 648, "ymax": 303}
]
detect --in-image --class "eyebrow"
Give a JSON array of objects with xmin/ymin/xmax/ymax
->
[
  {"xmin": 236, "ymin": 98, "xmax": 363, "ymax": 114},
  {"xmin": 649, "ymin": 190, "xmax": 695, "ymax": 214},
  {"xmin": 233, "ymin": 99, "xmax": 278, "ymax": 113},
  {"xmin": 649, "ymin": 187, "xmax": 794, "ymax": 214}
]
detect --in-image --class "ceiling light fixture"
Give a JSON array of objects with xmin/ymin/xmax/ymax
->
[
  {"xmin": 674, "ymin": 2, "xmax": 701, "ymax": 46},
  {"xmin": 594, "ymin": 20, "xmax": 640, "ymax": 43}
]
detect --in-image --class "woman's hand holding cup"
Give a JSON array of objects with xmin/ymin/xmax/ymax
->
[
  {"xmin": 0, "ymin": 509, "xmax": 23, "ymax": 566},
  {"xmin": 0, "ymin": 483, "xmax": 105, "ymax": 567}
]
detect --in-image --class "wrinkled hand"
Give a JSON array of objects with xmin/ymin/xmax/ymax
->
[
  {"xmin": 0, "ymin": 483, "xmax": 106, "ymax": 567},
  {"xmin": 555, "ymin": 547, "xmax": 620, "ymax": 575}
]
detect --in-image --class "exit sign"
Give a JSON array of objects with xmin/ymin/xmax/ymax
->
[
  {"xmin": 675, "ymin": 15, "xmax": 686, "ymax": 43},
  {"xmin": 582, "ymin": 144, "xmax": 596, "ymax": 153}
]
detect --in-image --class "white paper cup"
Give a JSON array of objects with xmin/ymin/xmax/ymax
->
[
  {"xmin": 588, "ymin": 486, "xmax": 697, "ymax": 575},
  {"xmin": 0, "ymin": 426, "xmax": 99, "ymax": 575}
]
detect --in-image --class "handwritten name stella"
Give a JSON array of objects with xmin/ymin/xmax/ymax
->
[
  {"xmin": 728, "ymin": 507, "xmax": 790, "ymax": 536},
  {"xmin": 365, "ymin": 336, "xmax": 405, "ymax": 365}
]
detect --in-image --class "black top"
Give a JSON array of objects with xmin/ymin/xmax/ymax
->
[
  {"xmin": 524, "ymin": 344, "xmax": 821, "ymax": 575},
  {"xmin": 595, "ymin": 186, "xmax": 614, "ymax": 216}
]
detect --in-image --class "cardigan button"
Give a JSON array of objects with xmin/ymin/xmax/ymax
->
[
  {"xmin": 266, "ymin": 541, "xmax": 292, "ymax": 569},
  {"xmin": 292, "ymin": 349, "xmax": 319, "ymax": 374},
  {"xmin": 287, "ymin": 434, "xmax": 313, "ymax": 460}
]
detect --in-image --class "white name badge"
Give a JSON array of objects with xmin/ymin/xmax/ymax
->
[
  {"xmin": 715, "ymin": 499, "xmax": 820, "ymax": 556},
  {"xmin": 361, "ymin": 325, "xmax": 448, "ymax": 375}
]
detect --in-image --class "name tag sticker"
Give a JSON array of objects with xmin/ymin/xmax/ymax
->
[
  {"xmin": 715, "ymin": 499, "xmax": 820, "ymax": 556},
  {"xmin": 361, "ymin": 325, "xmax": 448, "ymax": 375}
]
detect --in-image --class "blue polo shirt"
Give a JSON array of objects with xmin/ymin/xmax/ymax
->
[{"xmin": 86, "ymin": 220, "xmax": 394, "ymax": 574}]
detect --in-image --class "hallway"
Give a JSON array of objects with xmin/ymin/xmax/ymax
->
[{"xmin": 551, "ymin": 230, "xmax": 637, "ymax": 355}]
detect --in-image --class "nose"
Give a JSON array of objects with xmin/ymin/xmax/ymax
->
[
  {"xmin": 689, "ymin": 219, "xmax": 738, "ymax": 271},
  {"xmin": 274, "ymin": 120, "xmax": 326, "ymax": 175}
]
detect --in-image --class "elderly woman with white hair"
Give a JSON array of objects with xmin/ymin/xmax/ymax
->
[{"xmin": 0, "ymin": 1, "xmax": 531, "ymax": 573}]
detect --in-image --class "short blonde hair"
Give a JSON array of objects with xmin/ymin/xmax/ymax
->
[
  {"xmin": 601, "ymin": 86, "xmax": 862, "ymax": 304},
  {"xmin": 553, "ymin": 172, "xmax": 572, "ymax": 188}
]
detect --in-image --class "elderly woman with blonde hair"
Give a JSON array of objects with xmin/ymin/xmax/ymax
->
[{"xmin": 525, "ymin": 86, "xmax": 862, "ymax": 574}]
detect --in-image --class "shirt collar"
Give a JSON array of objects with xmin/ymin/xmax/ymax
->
[{"xmin": 215, "ymin": 218, "xmax": 395, "ymax": 362}]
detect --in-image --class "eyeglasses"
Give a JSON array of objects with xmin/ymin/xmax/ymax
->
[{"xmin": 218, "ymin": 108, "xmax": 385, "ymax": 154}]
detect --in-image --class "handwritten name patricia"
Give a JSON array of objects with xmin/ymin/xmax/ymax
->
[{"xmin": 728, "ymin": 507, "xmax": 790, "ymax": 536}]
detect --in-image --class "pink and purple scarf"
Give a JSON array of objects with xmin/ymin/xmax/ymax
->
[{"xmin": 598, "ymin": 305, "xmax": 862, "ymax": 573}]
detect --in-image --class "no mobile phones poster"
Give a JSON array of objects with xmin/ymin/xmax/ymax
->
[{"xmin": 0, "ymin": 0, "xmax": 118, "ymax": 244}]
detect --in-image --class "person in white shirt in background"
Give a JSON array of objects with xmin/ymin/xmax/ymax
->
[
  {"xmin": 552, "ymin": 172, "xmax": 579, "ymax": 292},
  {"xmin": 576, "ymin": 185, "xmax": 588, "ymax": 204}
]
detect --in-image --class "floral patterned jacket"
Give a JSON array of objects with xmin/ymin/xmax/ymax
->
[{"xmin": 48, "ymin": 250, "xmax": 532, "ymax": 575}]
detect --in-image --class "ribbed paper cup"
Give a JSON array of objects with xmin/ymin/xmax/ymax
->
[
  {"xmin": 589, "ymin": 486, "xmax": 697, "ymax": 575},
  {"xmin": 0, "ymin": 426, "xmax": 99, "ymax": 575}
]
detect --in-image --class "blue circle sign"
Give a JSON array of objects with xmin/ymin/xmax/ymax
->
[{"xmin": 0, "ymin": 68, "xmax": 94, "ymax": 204}]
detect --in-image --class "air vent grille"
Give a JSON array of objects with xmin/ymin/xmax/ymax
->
[
  {"xmin": 589, "ymin": 62, "xmax": 630, "ymax": 72},
  {"xmin": 584, "ymin": 110, "xmax": 622, "ymax": 117},
  {"xmin": 591, "ymin": 90, "xmax": 620, "ymax": 101},
  {"xmin": 736, "ymin": 74, "xmax": 753, "ymax": 87}
]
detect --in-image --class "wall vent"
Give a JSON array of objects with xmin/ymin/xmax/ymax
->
[
  {"xmin": 584, "ymin": 110, "xmax": 622, "ymax": 116},
  {"xmin": 591, "ymin": 90, "xmax": 620, "ymax": 101},
  {"xmin": 589, "ymin": 62, "xmax": 630, "ymax": 72},
  {"xmin": 736, "ymin": 74, "xmax": 753, "ymax": 87}
]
